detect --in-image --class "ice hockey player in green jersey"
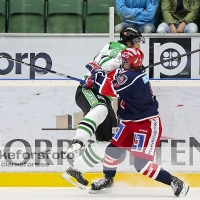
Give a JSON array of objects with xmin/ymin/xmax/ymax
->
[{"xmin": 62, "ymin": 27, "xmax": 145, "ymax": 189}]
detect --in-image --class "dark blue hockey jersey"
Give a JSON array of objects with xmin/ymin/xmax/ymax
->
[{"xmin": 93, "ymin": 68, "xmax": 159, "ymax": 121}]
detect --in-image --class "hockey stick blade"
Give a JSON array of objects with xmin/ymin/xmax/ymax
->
[
  {"xmin": 0, "ymin": 54, "xmax": 84, "ymax": 83},
  {"xmin": 145, "ymin": 48, "xmax": 200, "ymax": 69}
]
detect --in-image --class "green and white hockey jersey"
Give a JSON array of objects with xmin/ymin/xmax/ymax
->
[{"xmin": 94, "ymin": 42, "xmax": 127, "ymax": 73}]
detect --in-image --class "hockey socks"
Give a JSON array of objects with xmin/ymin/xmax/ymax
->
[
  {"xmin": 103, "ymin": 143, "xmax": 126, "ymax": 177},
  {"xmin": 73, "ymin": 142, "xmax": 109, "ymax": 172},
  {"xmin": 135, "ymin": 158, "xmax": 172, "ymax": 185},
  {"xmin": 74, "ymin": 105, "xmax": 108, "ymax": 144}
]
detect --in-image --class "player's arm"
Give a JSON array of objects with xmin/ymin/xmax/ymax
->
[
  {"xmin": 95, "ymin": 76, "xmax": 117, "ymax": 97},
  {"xmin": 94, "ymin": 43, "xmax": 122, "ymax": 73},
  {"xmin": 93, "ymin": 71, "xmax": 137, "ymax": 97},
  {"xmin": 85, "ymin": 62, "xmax": 118, "ymax": 96},
  {"xmin": 87, "ymin": 62, "xmax": 146, "ymax": 98},
  {"xmin": 99, "ymin": 56, "xmax": 121, "ymax": 73}
]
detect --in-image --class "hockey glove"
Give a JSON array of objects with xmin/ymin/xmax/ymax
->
[
  {"xmin": 85, "ymin": 61, "xmax": 105, "ymax": 76},
  {"xmin": 82, "ymin": 75, "xmax": 94, "ymax": 89}
]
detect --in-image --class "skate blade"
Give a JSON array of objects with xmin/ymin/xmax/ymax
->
[
  {"xmin": 62, "ymin": 173, "xmax": 86, "ymax": 189},
  {"xmin": 179, "ymin": 184, "xmax": 189, "ymax": 197},
  {"xmin": 89, "ymin": 187, "xmax": 112, "ymax": 194}
]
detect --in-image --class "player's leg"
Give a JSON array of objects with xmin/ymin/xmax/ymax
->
[
  {"xmin": 62, "ymin": 128, "xmax": 108, "ymax": 189},
  {"xmin": 62, "ymin": 86, "xmax": 109, "ymax": 188},
  {"xmin": 132, "ymin": 117, "xmax": 189, "ymax": 197},
  {"xmin": 89, "ymin": 143, "xmax": 126, "ymax": 193},
  {"xmin": 90, "ymin": 122, "xmax": 131, "ymax": 193},
  {"xmin": 73, "ymin": 141, "xmax": 108, "ymax": 173},
  {"xmin": 66, "ymin": 110, "xmax": 115, "ymax": 175},
  {"xmin": 95, "ymin": 98, "xmax": 118, "ymax": 141},
  {"xmin": 134, "ymin": 158, "xmax": 189, "ymax": 197},
  {"xmin": 65, "ymin": 86, "xmax": 109, "ymax": 154},
  {"xmin": 63, "ymin": 97, "xmax": 117, "ymax": 188}
]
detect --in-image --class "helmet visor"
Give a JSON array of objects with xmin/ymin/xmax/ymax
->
[{"xmin": 132, "ymin": 36, "xmax": 145, "ymax": 44}]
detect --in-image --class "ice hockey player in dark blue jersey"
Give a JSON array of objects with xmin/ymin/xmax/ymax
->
[{"xmin": 85, "ymin": 48, "xmax": 189, "ymax": 197}]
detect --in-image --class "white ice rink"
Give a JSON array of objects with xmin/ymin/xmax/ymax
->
[{"xmin": 1, "ymin": 187, "xmax": 199, "ymax": 200}]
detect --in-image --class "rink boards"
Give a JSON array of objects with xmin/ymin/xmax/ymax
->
[{"xmin": 0, "ymin": 80, "xmax": 200, "ymax": 187}]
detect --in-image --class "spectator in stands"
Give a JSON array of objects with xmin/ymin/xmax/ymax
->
[
  {"xmin": 156, "ymin": 0, "xmax": 199, "ymax": 33},
  {"xmin": 115, "ymin": 0, "xmax": 158, "ymax": 33}
]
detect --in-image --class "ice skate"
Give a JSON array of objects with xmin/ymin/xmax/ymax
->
[
  {"xmin": 89, "ymin": 177, "xmax": 114, "ymax": 194},
  {"xmin": 171, "ymin": 176, "xmax": 189, "ymax": 197},
  {"xmin": 62, "ymin": 166, "xmax": 89, "ymax": 189},
  {"xmin": 65, "ymin": 139, "xmax": 84, "ymax": 156}
]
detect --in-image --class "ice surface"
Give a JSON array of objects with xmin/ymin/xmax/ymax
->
[{"xmin": 0, "ymin": 186, "xmax": 199, "ymax": 200}]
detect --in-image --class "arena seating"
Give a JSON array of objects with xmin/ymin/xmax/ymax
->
[
  {"xmin": 0, "ymin": 0, "xmax": 198, "ymax": 33},
  {"xmin": 8, "ymin": 0, "xmax": 45, "ymax": 33},
  {"xmin": 85, "ymin": 0, "xmax": 118, "ymax": 33},
  {"xmin": 0, "ymin": 0, "xmax": 6, "ymax": 33},
  {"xmin": 47, "ymin": 0, "xmax": 84, "ymax": 33}
]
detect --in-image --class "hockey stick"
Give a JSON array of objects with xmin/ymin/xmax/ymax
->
[
  {"xmin": 0, "ymin": 54, "xmax": 84, "ymax": 83},
  {"xmin": 1, "ymin": 48, "xmax": 199, "ymax": 81},
  {"xmin": 145, "ymin": 48, "xmax": 200, "ymax": 69}
]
